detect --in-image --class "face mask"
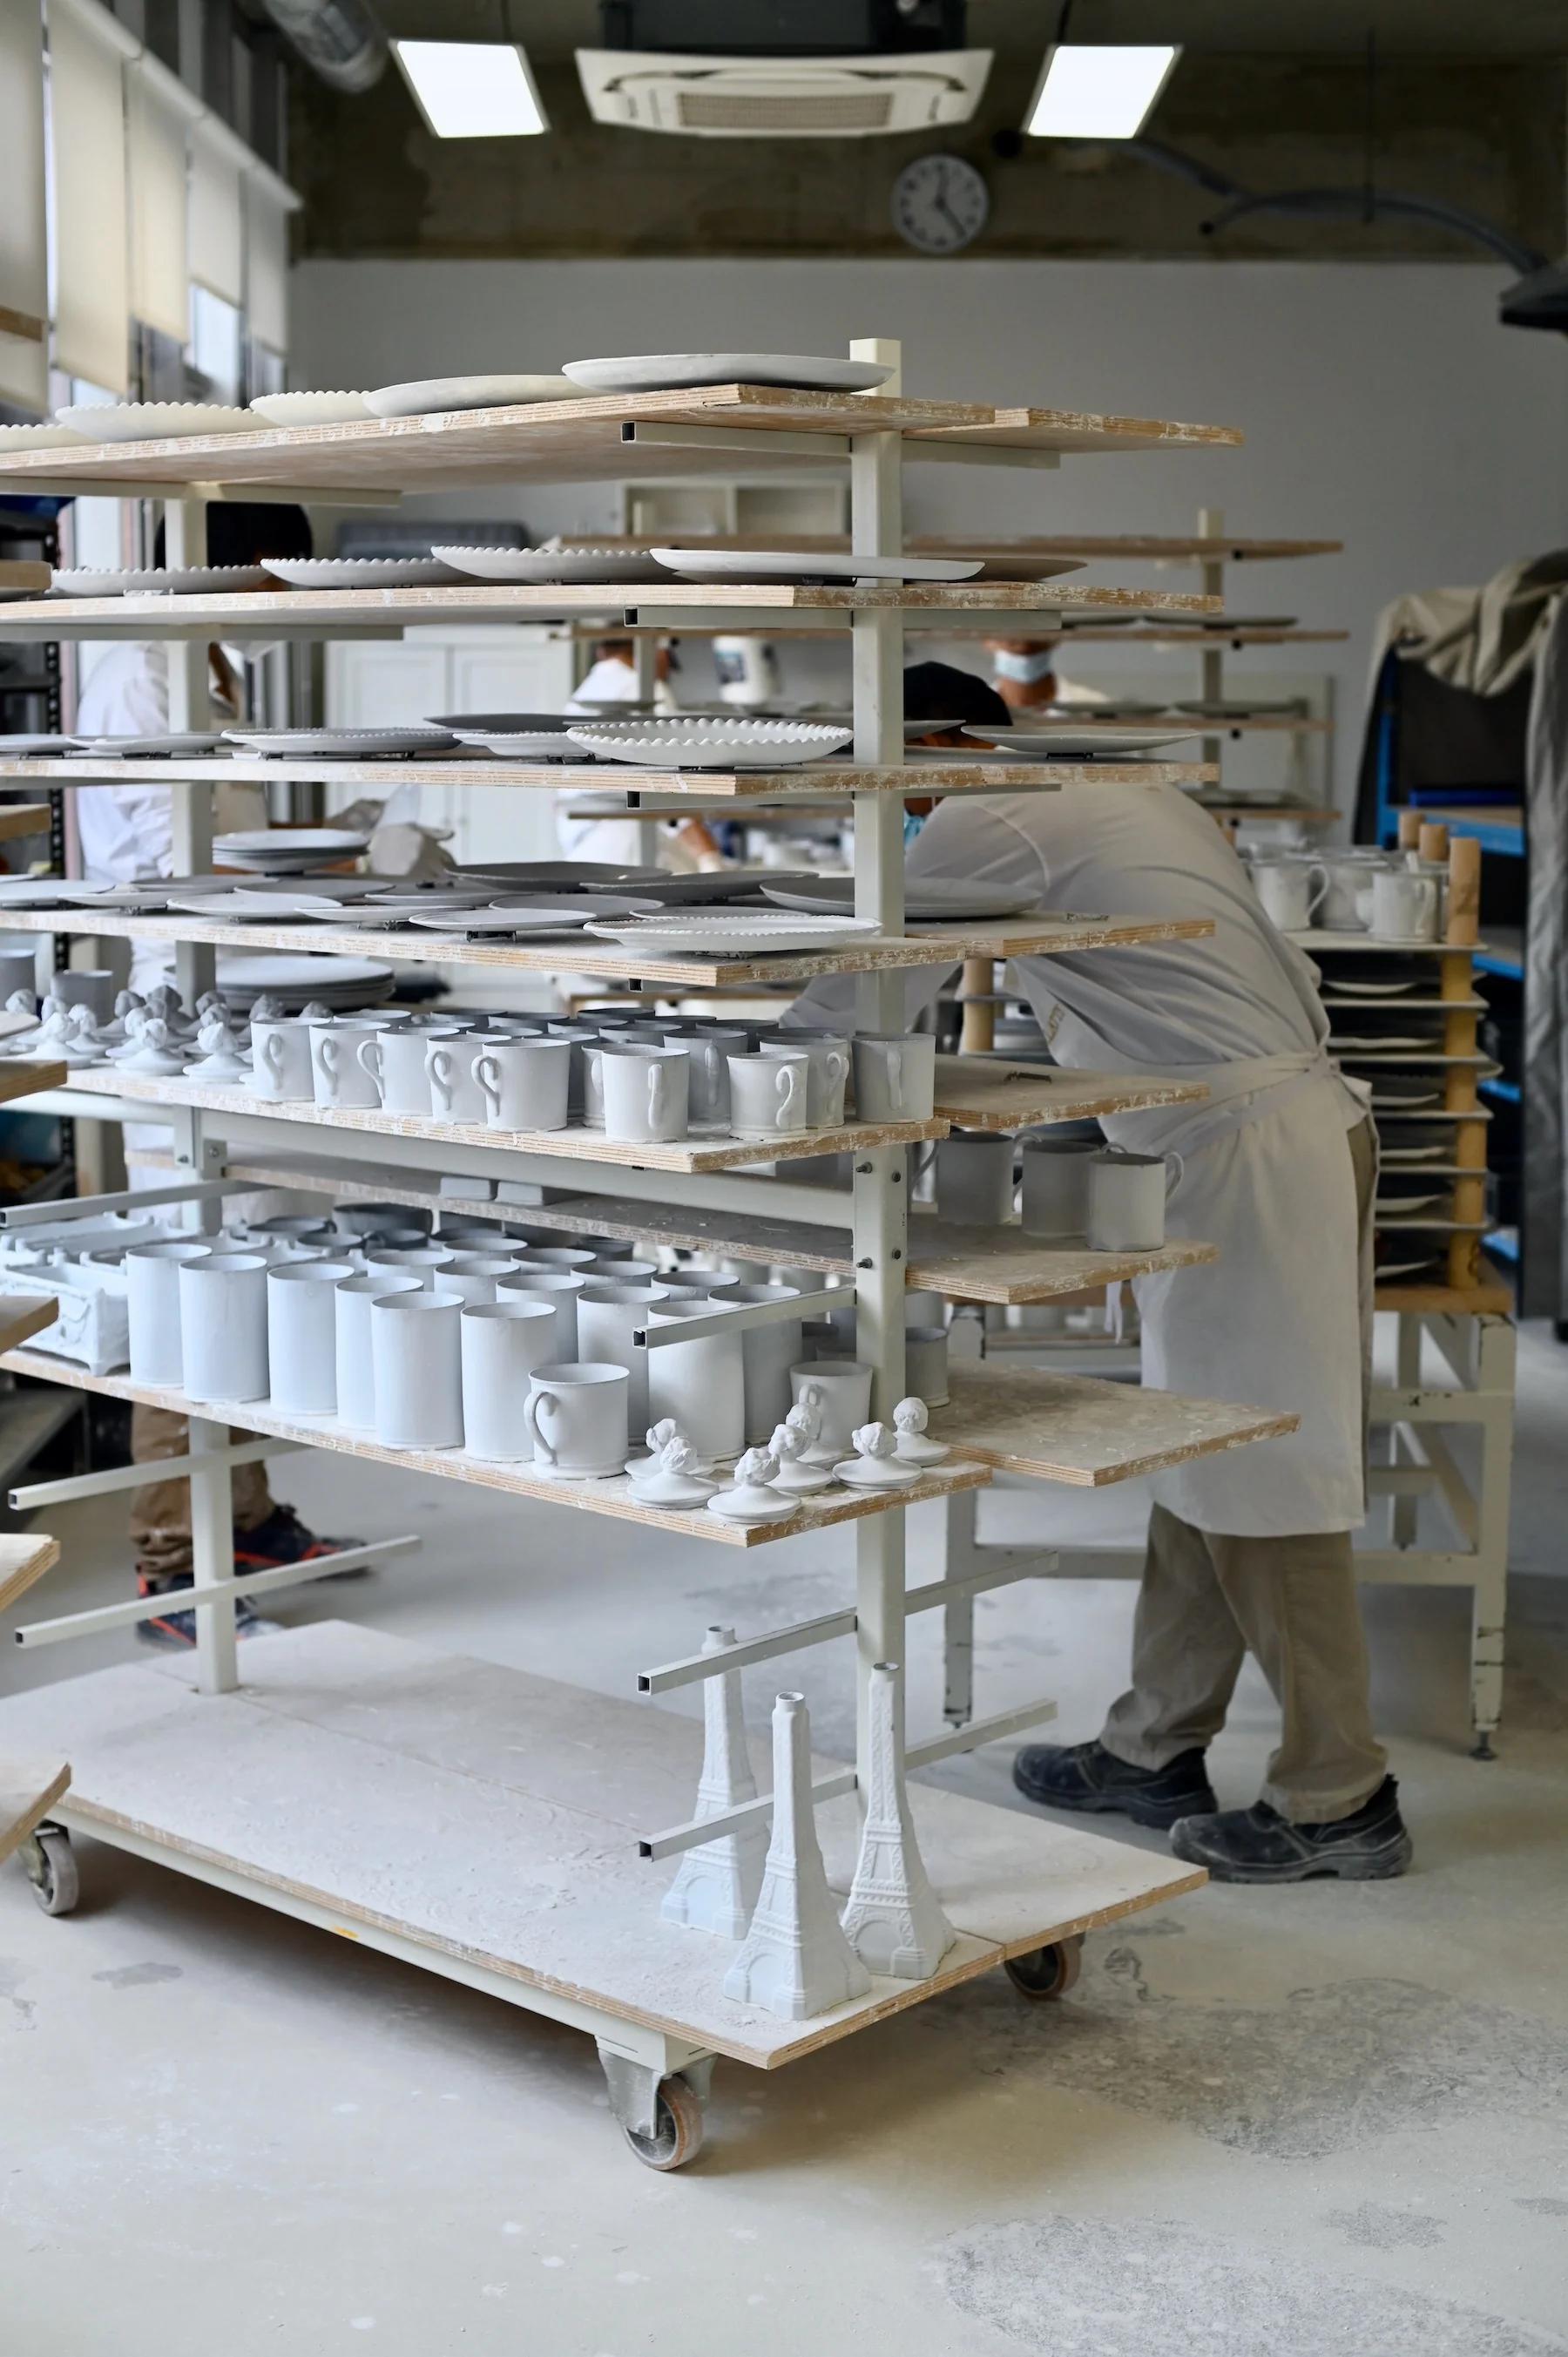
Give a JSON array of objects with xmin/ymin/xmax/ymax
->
[{"xmin": 992, "ymin": 647, "xmax": 1058, "ymax": 685}]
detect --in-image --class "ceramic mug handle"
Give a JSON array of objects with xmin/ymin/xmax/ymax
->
[
  {"xmin": 261, "ymin": 1032, "xmax": 284, "ymax": 1086},
  {"xmin": 887, "ymin": 1046, "xmax": 904, "ymax": 1114},
  {"xmin": 773, "ymin": 1062, "xmax": 799, "ymax": 1128},
  {"xmin": 824, "ymin": 1047, "xmax": 848, "ymax": 1089},
  {"xmin": 1163, "ymin": 1152, "xmax": 1186, "ymax": 1196},
  {"xmin": 316, "ymin": 1034, "xmax": 340, "ymax": 1104},
  {"xmin": 525, "ymin": 1385, "xmax": 558, "ymax": 1470},
  {"xmin": 355, "ymin": 1035, "xmax": 384, "ymax": 1092},
  {"xmin": 1306, "ymin": 864, "xmax": 1330, "ymax": 919},
  {"xmin": 427, "ymin": 1043, "xmax": 454, "ymax": 1114},
  {"xmin": 475, "ymin": 1052, "xmax": 502, "ymax": 1120},
  {"xmin": 647, "ymin": 1061, "xmax": 666, "ymax": 1131}
]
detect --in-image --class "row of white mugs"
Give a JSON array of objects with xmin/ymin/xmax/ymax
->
[
  {"xmin": 1249, "ymin": 849, "xmax": 1447, "ymax": 941},
  {"xmin": 255, "ymin": 1010, "xmax": 938, "ymax": 1143},
  {"xmin": 123, "ymin": 1229, "xmax": 915, "ymax": 1468},
  {"xmin": 936, "ymin": 1134, "xmax": 1182, "ymax": 1252}
]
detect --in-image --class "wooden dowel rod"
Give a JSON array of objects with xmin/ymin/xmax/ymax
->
[
  {"xmin": 1419, "ymin": 821, "xmax": 1450, "ymax": 864},
  {"xmin": 1397, "ymin": 809, "xmax": 1422, "ymax": 850},
  {"xmin": 1447, "ymin": 836, "xmax": 1481, "ymax": 945},
  {"xmin": 958, "ymin": 958, "xmax": 997, "ymax": 1054}
]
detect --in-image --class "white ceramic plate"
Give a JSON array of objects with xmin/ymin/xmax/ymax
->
[
  {"xmin": 247, "ymin": 391, "xmax": 374, "ymax": 427},
  {"xmin": 567, "ymin": 719, "xmax": 852, "ymax": 771},
  {"xmin": 585, "ymin": 913, "xmax": 882, "ymax": 956},
  {"xmin": 652, "ymin": 547, "xmax": 983, "ymax": 585},
  {"xmin": 431, "ymin": 545, "xmax": 669, "ymax": 586},
  {"xmin": 409, "ymin": 896, "xmax": 662, "ymax": 936},
  {"xmin": 260, "ymin": 557, "xmax": 461, "ymax": 592},
  {"xmin": 562, "ymin": 353, "xmax": 893, "ymax": 396},
  {"xmin": 1379, "ymin": 1141, "xmax": 1448, "ymax": 1163},
  {"xmin": 166, "ymin": 893, "xmax": 284, "ymax": 923},
  {"xmin": 84, "ymin": 733, "xmax": 228, "ymax": 757},
  {"xmin": 0, "ymin": 734, "xmax": 84, "ymax": 754},
  {"xmin": 762, "ymin": 879, "xmax": 1040, "ymax": 921},
  {"xmin": 963, "ymin": 724, "xmax": 1198, "ymax": 758},
  {"xmin": 1370, "ymin": 1084, "xmax": 1442, "ymax": 1108},
  {"xmin": 455, "ymin": 861, "xmax": 666, "ymax": 891},
  {"xmin": 51, "ymin": 566, "xmax": 271, "ymax": 597},
  {"xmin": 223, "ymin": 727, "xmax": 455, "ymax": 758},
  {"xmin": 1375, "ymin": 1191, "xmax": 1444, "ymax": 1215},
  {"xmin": 0, "ymin": 877, "xmax": 103, "ymax": 907},
  {"xmin": 216, "ymin": 829, "xmax": 370, "ymax": 863},
  {"xmin": 1176, "ymin": 699, "xmax": 1305, "ymax": 717},
  {"xmin": 451, "ymin": 732, "xmax": 586, "ymax": 762},
  {"xmin": 965, "ymin": 557, "xmax": 1086, "ymax": 582},
  {"xmin": 0, "ymin": 423, "xmax": 86, "ymax": 450},
  {"xmin": 1376, "ymin": 1254, "xmax": 1442, "ymax": 1281},
  {"xmin": 214, "ymin": 956, "xmax": 394, "ymax": 1009},
  {"xmin": 1162, "ymin": 615, "xmax": 1298, "ymax": 632},
  {"xmin": 1320, "ymin": 976, "xmax": 1421, "ymax": 998},
  {"xmin": 57, "ymin": 402, "xmax": 254, "ymax": 441},
  {"xmin": 429, "ymin": 710, "xmax": 572, "ymax": 734},
  {"xmin": 363, "ymin": 376, "xmax": 582, "ymax": 418},
  {"xmin": 618, "ymin": 870, "xmax": 816, "ymax": 905},
  {"xmin": 1329, "ymin": 1033, "xmax": 1436, "ymax": 1053}
]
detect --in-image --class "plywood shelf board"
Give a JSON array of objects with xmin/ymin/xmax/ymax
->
[
  {"xmin": 931, "ymin": 1361, "xmax": 1297, "ymax": 1487},
  {"xmin": 0, "ymin": 1060, "xmax": 65, "ymax": 1106},
  {"xmin": 0, "ymin": 1293, "xmax": 61, "ymax": 1357},
  {"xmin": 1372, "ymin": 1273, "xmax": 1512, "ymax": 1315},
  {"xmin": 904, "ymin": 1224, "xmax": 1219, "ymax": 1303},
  {"xmin": 0, "ymin": 1621, "xmax": 1201, "ymax": 2068},
  {"xmin": 908, "ymin": 535, "xmax": 1341, "ymax": 562},
  {"xmin": 0, "ymin": 1349, "xmax": 988, "ymax": 1548},
  {"xmin": 0, "ymin": 1530, "xmax": 61, "ymax": 1617},
  {"xmin": 0, "ymin": 1753, "xmax": 69, "ymax": 1870},
  {"xmin": 0, "ymin": 385, "xmax": 1241, "ymax": 501},
  {"xmin": 17, "ymin": 1067, "xmax": 947, "ymax": 1175},
  {"xmin": 0, "ymin": 804, "xmax": 51, "ymax": 839},
  {"xmin": 0, "ymin": 908, "xmax": 1215, "ymax": 987},
  {"xmin": 931, "ymin": 1056, "xmax": 1207, "ymax": 1131}
]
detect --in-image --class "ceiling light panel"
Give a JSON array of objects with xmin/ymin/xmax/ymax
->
[
  {"xmin": 392, "ymin": 40, "xmax": 549, "ymax": 138},
  {"xmin": 1025, "ymin": 44, "xmax": 1179, "ymax": 140}
]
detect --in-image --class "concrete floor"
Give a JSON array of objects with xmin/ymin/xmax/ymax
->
[{"xmin": 3, "ymin": 1326, "xmax": 1567, "ymax": 2355}]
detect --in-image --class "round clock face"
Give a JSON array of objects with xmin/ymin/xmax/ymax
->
[{"xmin": 890, "ymin": 154, "xmax": 990, "ymax": 254}]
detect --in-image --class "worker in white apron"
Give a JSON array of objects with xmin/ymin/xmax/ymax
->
[{"xmin": 787, "ymin": 670, "xmax": 1411, "ymax": 1884}]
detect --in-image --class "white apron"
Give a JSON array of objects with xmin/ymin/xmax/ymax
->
[{"xmin": 1108, "ymin": 1051, "xmax": 1374, "ymax": 1538}]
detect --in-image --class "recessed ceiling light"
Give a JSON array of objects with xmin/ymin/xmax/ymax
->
[
  {"xmin": 392, "ymin": 40, "xmax": 548, "ymax": 138},
  {"xmin": 1025, "ymin": 44, "xmax": 1179, "ymax": 140}
]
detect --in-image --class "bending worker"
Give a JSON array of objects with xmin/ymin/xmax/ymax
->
[{"xmin": 785, "ymin": 663, "xmax": 1409, "ymax": 1886}]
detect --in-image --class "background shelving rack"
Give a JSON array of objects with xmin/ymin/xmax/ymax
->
[{"xmin": 0, "ymin": 350, "xmax": 1308, "ymax": 2165}]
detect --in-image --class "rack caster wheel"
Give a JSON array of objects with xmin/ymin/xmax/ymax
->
[
  {"xmin": 621, "ymin": 2074, "xmax": 706, "ymax": 2172},
  {"xmin": 20, "ymin": 1824, "xmax": 78, "ymax": 1918},
  {"xmin": 1004, "ymin": 1934, "xmax": 1082, "ymax": 2001}
]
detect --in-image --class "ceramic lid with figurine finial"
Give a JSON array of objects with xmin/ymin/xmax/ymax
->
[
  {"xmin": 768, "ymin": 1419, "xmax": 835, "ymax": 1495},
  {"xmin": 707, "ymin": 1444, "xmax": 795, "ymax": 1523},
  {"xmin": 628, "ymin": 1428, "xmax": 719, "ymax": 1510},
  {"xmin": 835, "ymin": 1419, "xmax": 923, "ymax": 1490},
  {"xmin": 893, "ymin": 1394, "xmax": 950, "ymax": 1466}
]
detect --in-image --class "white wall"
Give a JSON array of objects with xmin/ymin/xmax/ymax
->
[{"xmin": 292, "ymin": 257, "xmax": 1568, "ymax": 816}]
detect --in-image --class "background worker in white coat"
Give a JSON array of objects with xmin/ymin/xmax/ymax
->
[{"xmin": 786, "ymin": 663, "xmax": 1410, "ymax": 1885}]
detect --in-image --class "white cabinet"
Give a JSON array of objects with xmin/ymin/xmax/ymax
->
[{"xmin": 324, "ymin": 627, "xmax": 577, "ymax": 867}]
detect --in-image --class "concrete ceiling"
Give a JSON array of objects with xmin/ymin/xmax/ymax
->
[{"xmin": 369, "ymin": 0, "xmax": 1568, "ymax": 61}]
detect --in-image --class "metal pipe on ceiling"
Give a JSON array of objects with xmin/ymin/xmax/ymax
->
[{"xmin": 258, "ymin": 0, "xmax": 389, "ymax": 91}]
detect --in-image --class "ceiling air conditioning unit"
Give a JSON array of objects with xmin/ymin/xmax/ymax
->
[{"xmin": 578, "ymin": 1, "xmax": 989, "ymax": 138}]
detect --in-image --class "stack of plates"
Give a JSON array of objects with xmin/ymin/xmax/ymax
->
[
  {"xmin": 566, "ymin": 718, "xmax": 852, "ymax": 770},
  {"xmin": 223, "ymin": 728, "xmax": 456, "ymax": 760},
  {"xmin": 214, "ymin": 828, "xmax": 371, "ymax": 874},
  {"xmin": 0, "ymin": 735, "xmax": 85, "ymax": 755},
  {"xmin": 215, "ymin": 956, "xmax": 395, "ymax": 1013}
]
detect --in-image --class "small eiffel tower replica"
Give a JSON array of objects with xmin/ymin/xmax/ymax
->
[
  {"xmin": 723, "ymin": 1692, "xmax": 870, "ymax": 2021},
  {"xmin": 840, "ymin": 1660, "xmax": 956, "ymax": 1980},
  {"xmin": 662, "ymin": 1626, "xmax": 767, "ymax": 1940}
]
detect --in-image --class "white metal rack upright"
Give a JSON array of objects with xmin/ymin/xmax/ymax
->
[{"xmin": 0, "ymin": 353, "xmax": 1295, "ymax": 2168}]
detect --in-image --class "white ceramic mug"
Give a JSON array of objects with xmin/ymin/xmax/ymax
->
[
  {"xmin": 368, "ymin": 1025, "xmax": 440, "ymax": 1117},
  {"xmin": 601, "ymin": 1044, "xmax": 689, "ymax": 1144},
  {"xmin": 1254, "ymin": 859, "xmax": 1328, "ymax": 932},
  {"xmin": 1086, "ymin": 1148, "xmax": 1185, "ymax": 1251},
  {"xmin": 674, "ymin": 1026, "xmax": 747, "ymax": 1128},
  {"xmin": 267, "ymin": 1259, "xmax": 356, "ymax": 1416},
  {"xmin": 851, "ymin": 1033, "xmax": 936, "ymax": 1122},
  {"xmin": 904, "ymin": 1322, "xmax": 950, "ymax": 1408},
  {"xmin": 935, "ymin": 1131, "xmax": 1016, "ymax": 1227},
  {"xmin": 335, "ymin": 1270, "xmax": 422, "ymax": 1431},
  {"xmin": 474, "ymin": 1036, "xmax": 572, "ymax": 1132},
  {"xmin": 515, "ymin": 1245, "xmax": 597, "ymax": 1272},
  {"xmin": 725, "ymin": 1282, "xmax": 804, "ymax": 1443},
  {"xmin": 460, "ymin": 1298, "xmax": 558, "ymax": 1461},
  {"xmin": 179, "ymin": 1252, "xmax": 269, "ymax": 1402},
  {"xmin": 657, "ymin": 1268, "xmax": 740, "ymax": 1301},
  {"xmin": 789, "ymin": 1360, "xmax": 874, "ymax": 1452},
  {"xmin": 425, "ymin": 1033, "xmax": 487, "ymax": 1126},
  {"xmin": 525, "ymin": 1361, "xmax": 630, "ymax": 1479},
  {"xmin": 1019, "ymin": 1137, "xmax": 1100, "ymax": 1239},
  {"xmin": 370, "ymin": 1289, "xmax": 464, "ymax": 1450},
  {"xmin": 436, "ymin": 1253, "xmax": 520, "ymax": 1306},
  {"xmin": 726, "ymin": 1051, "xmax": 808, "ymax": 1142},
  {"xmin": 496, "ymin": 1267, "xmax": 585, "ymax": 1358},
  {"xmin": 577, "ymin": 1279, "xmax": 672, "ymax": 1437},
  {"xmin": 125, "ymin": 1238, "xmax": 212, "ymax": 1386},
  {"xmin": 646, "ymin": 1299, "xmax": 746, "ymax": 1462},
  {"xmin": 250, "ymin": 1017, "xmax": 314, "ymax": 1102},
  {"xmin": 1371, "ymin": 865, "xmax": 1441, "ymax": 943},
  {"xmin": 363, "ymin": 1243, "xmax": 457, "ymax": 1290},
  {"xmin": 311, "ymin": 1021, "xmax": 384, "ymax": 1111},
  {"xmin": 760, "ymin": 1033, "xmax": 848, "ymax": 1129},
  {"xmin": 1320, "ymin": 851, "xmax": 1384, "ymax": 931}
]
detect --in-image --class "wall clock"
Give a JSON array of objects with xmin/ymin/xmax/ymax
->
[{"xmin": 890, "ymin": 153, "xmax": 990, "ymax": 254}]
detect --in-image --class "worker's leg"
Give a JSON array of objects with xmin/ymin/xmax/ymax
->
[
  {"xmin": 1098, "ymin": 1502, "xmax": 1248, "ymax": 1766},
  {"xmin": 132, "ymin": 1405, "xmax": 279, "ymax": 1584},
  {"xmin": 1204, "ymin": 1528, "xmax": 1387, "ymax": 1821}
]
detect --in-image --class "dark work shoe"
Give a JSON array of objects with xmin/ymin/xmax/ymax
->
[
  {"xmin": 135, "ymin": 1576, "xmax": 283, "ymax": 1651},
  {"xmin": 233, "ymin": 1506, "xmax": 367, "ymax": 1581},
  {"xmin": 1012, "ymin": 1739, "xmax": 1219, "ymax": 1832},
  {"xmin": 1169, "ymin": 1776, "xmax": 1413, "ymax": 1884}
]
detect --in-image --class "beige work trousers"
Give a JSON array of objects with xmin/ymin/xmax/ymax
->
[
  {"xmin": 130, "ymin": 1403, "xmax": 277, "ymax": 1586},
  {"xmin": 1099, "ymin": 1115, "xmax": 1386, "ymax": 1824}
]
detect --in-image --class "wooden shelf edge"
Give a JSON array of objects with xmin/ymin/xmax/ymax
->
[
  {"xmin": 0, "ymin": 1530, "xmax": 62, "ymax": 1616},
  {"xmin": 0, "ymin": 1755, "xmax": 70, "ymax": 1870}
]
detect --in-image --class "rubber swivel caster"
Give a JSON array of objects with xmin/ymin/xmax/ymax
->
[
  {"xmin": 621, "ymin": 2073, "xmax": 706, "ymax": 2172},
  {"xmin": 1004, "ymin": 1934, "xmax": 1083, "ymax": 2001},
  {"xmin": 21, "ymin": 1823, "xmax": 78, "ymax": 1917}
]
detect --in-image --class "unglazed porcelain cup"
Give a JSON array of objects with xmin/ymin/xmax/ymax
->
[
  {"xmin": 525, "ymin": 1361, "xmax": 631, "ymax": 1479},
  {"xmin": 1019, "ymin": 1137, "xmax": 1099, "ymax": 1239},
  {"xmin": 726, "ymin": 1050, "xmax": 808, "ymax": 1142},
  {"xmin": 460, "ymin": 1298, "xmax": 558, "ymax": 1461},
  {"xmin": 851, "ymin": 1033, "xmax": 936, "ymax": 1121},
  {"xmin": 1086, "ymin": 1148, "xmax": 1185, "ymax": 1251}
]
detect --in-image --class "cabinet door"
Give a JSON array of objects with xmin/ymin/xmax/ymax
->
[
  {"xmin": 325, "ymin": 641, "xmax": 450, "ymax": 728},
  {"xmin": 443, "ymin": 632, "xmax": 576, "ymax": 866}
]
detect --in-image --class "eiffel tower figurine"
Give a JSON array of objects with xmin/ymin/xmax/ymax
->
[
  {"xmin": 723, "ymin": 1692, "xmax": 870, "ymax": 2021},
  {"xmin": 840, "ymin": 1660, "xmax": 956, "ymax": 1980},
  {"xmin": 661, "ymin": 1627, "xmax": 767, "ymax": 1939}
]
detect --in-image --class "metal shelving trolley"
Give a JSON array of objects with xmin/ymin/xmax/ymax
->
[{"xmin": 0, "ymin": 347, "xmax": 1300, "ymax": 2168}]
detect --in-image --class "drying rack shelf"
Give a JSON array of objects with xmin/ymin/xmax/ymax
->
[
  {"xmin": 0, "ymin": 1348, "xmax": 988, "ymax": 1548},
  {"xmin": 0, "ymin": 908, "xmax": 1216, "ymax": 988},
  {"xmin": 930, "ymin": 1362, "xmax": 1297, "ymax": 1487},
  {"xmin": 929, "ymin": 1056, "xmax": 1207, "ymax": 1131}
]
